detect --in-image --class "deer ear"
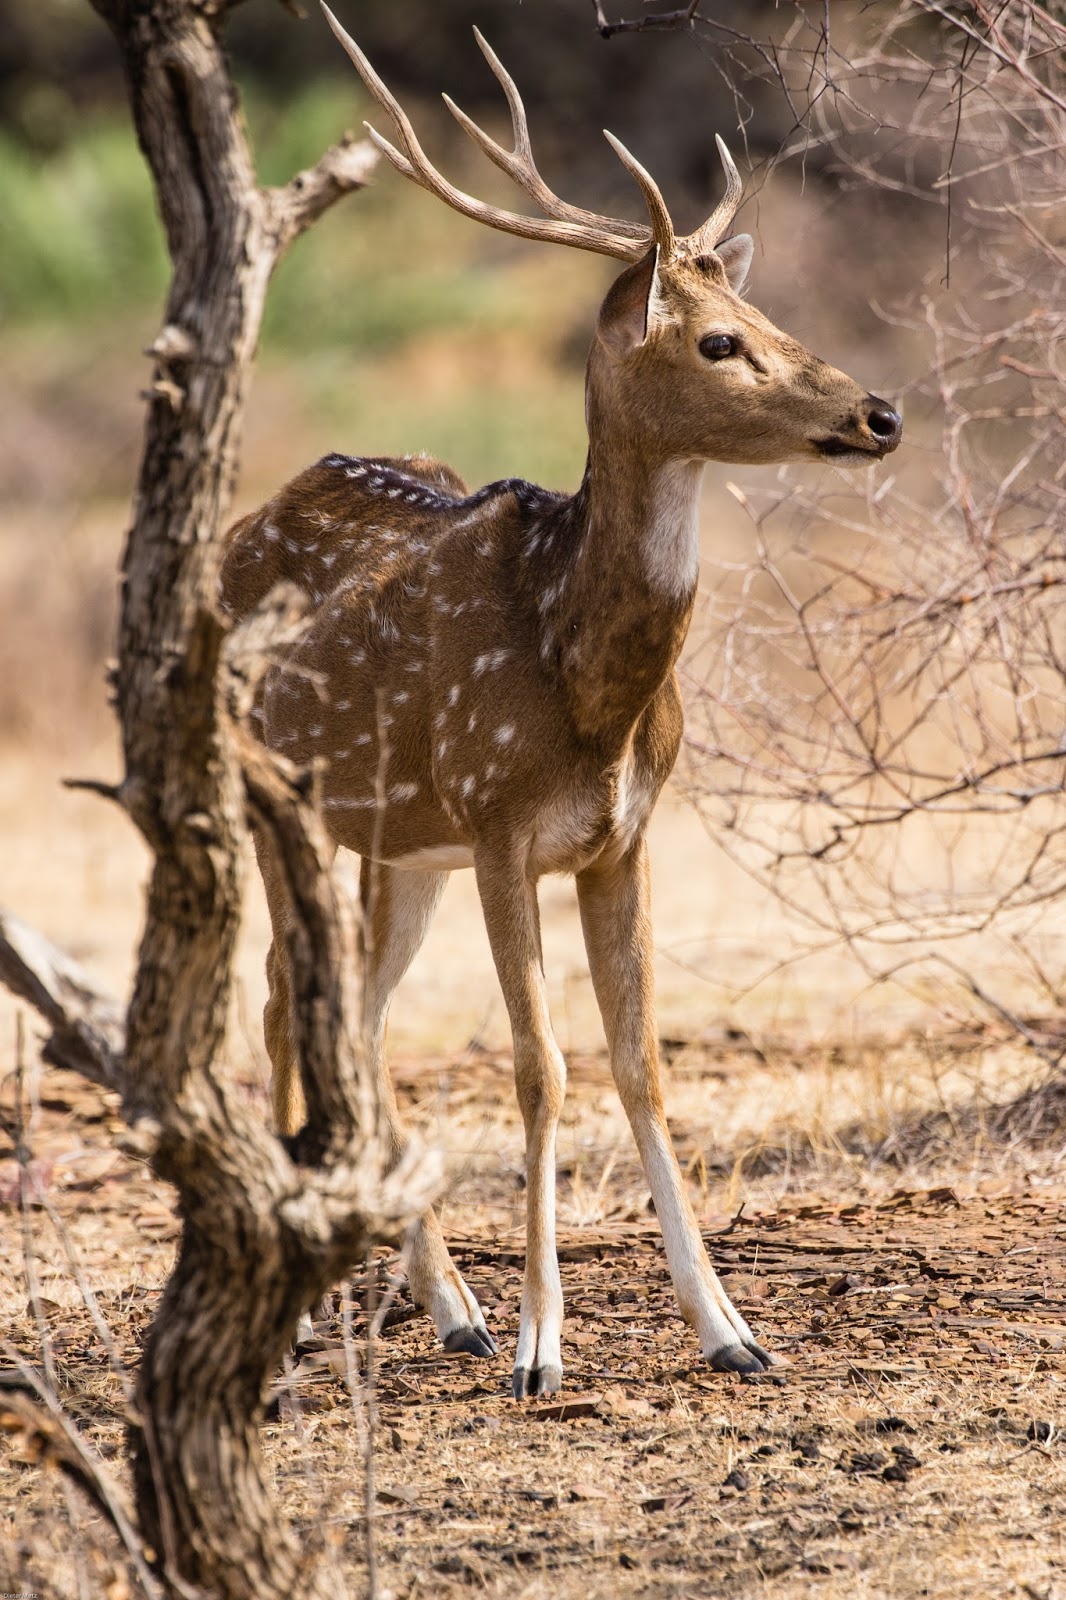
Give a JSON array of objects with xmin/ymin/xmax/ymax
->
[
  {"xmin": 715, "ymin": 233, "xmax": 754, "ymax": 295},
  {"xmin": 597, "ymin": 246, "xmax": 667, "ymax": 356}
]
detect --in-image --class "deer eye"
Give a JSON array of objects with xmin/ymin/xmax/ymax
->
[{"xmin": 699, "ymin": 333, "xmax": 738, "ymax": 361}]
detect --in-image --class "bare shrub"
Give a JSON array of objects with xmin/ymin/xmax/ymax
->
[{"xmin": 644, "ymin": 2, "xmax": 1066, "ymax": 1053}]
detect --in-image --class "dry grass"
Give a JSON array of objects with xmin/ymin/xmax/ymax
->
[{"xmin": 1, "ymin": 1017, "xmax": 1063, "ymax": 1599}]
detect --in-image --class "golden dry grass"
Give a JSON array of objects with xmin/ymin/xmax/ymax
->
[{"xmin": 1, "ymin": 1039, "xmax": 1063, "ymax": 1600}]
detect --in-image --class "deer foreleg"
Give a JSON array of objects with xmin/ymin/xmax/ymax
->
[
  {"xmin": 577, "ymin": 838, "xmax": 775, "ymax": 1375},
  {"xmin": 476, "ymin": 844, "xmax": 566, "ymax": 1398}
]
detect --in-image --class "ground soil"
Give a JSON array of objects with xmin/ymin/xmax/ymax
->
[{"xmin": 2, "ymin": 1044, "xmax": 1063, "ymax": 1600}]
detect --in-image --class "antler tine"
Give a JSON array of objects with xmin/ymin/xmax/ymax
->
[
  {"xmin": 603, "ymin": 131, "xmax": 676, "ymax": 259},
  {"xmin": 321, "ymin": 3, "xmax": 646, "ymax": 263},
  {"xmin": 687, "ymin": 134, "xmax": 745, "ymax": 255},
  {"xmin": 470, "ymin": 27, "xmax": 534, "ymax": 166},
  {"xmin": 320, "ymin": 5, "xmax": 426, "ymax": 181},
  {"xmin": 441, "ymin": 31, "xmax": 648, "ymax": 243}
]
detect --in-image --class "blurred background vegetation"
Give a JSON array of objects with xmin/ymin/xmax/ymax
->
[
  {"xmin": 6, "ymin": 0, "xmax": 1062, "ymax": 1052},
  {"xmin": 1, "ymin": 0, "xmax": 932, "ymax": 752}
]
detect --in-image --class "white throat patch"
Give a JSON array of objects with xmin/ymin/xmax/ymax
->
[{"xmin": 642, "ymin": 461, "xmax": 704, "ymax": 597}]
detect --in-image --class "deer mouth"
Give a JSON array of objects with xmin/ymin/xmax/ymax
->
[{"xmin": 816, "ymin": 436, "xmax": 886, "ymax": 462}]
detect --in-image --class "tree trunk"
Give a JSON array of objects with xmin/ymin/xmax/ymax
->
[{"xmin": 29, "ymin": 1, "xmax": 420, "ymax": 1593}]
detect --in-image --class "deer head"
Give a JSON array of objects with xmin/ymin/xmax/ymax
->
[{"xmin": 321, "ymin": 4, "xmax": 901, "ymax": 472}]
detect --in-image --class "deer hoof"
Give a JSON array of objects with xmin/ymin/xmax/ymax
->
[
  {"xmin": 512, "ymin": 1363, "xmax": 563, "ymax": 1400},
  {"xmin": 444, "ymin": 1324, "xmax": 499, "ymax": 1358},
  {"xmin": 710, "ymin": 1341, "xmax": 775, "ymax": 1376}
]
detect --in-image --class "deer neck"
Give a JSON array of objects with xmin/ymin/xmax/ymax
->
[{"xmin": 545, "ymin": 392, "xmax": 703, "ymax": 747}]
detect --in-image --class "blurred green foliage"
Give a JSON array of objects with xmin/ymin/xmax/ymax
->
[
  {"xmin": 1, "ymin": 82, "xmax": 603, "ymax": 487},
  {"xmin": 0, "ymin": 116, "xmax": 166, "ymax": 319},
  {"xmin": 0, "ymin": 84, "xmax": 513, "ymax": 346}
]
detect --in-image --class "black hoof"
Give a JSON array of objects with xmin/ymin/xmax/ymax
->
[
  {"xmin": 444, "ymin": 1325, "xmax": 499, "ymax": 1359},
  {"xmin": 710, "ymin": 1342, "xmax": 771, "ymax": 1376},
  {"xmin": 746, "ymin": 1340, "xmax": 777, "ymax": 1369},
  {"xmin": 512, "ymin": 1364, "xmax": 563, "ymax": 1400}
]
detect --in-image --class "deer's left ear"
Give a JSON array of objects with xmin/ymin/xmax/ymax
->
[
  {"xmin": 597, "ymin": 245, "xmax": 669, "ymax": 355},
  {"xmin": 715, "ymin": 233, "xmax": 754, "ymax": 295}
]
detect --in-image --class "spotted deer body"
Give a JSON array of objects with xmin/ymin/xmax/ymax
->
[
  {"xmin": 223, "ymin": 8, "xmax": 902, "ymax": 1395},
  {"xmin": 225, "ymin": 452, "xmax": 686, "ymax": 875}
]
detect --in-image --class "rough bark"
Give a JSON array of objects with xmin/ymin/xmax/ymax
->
[{"xmin": 0, "ymin": 2, "xmax": 439, "ymax": 1596}]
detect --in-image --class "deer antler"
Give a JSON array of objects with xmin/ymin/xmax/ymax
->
[
  {"xmin": 688, "ymin": 135, "xmax": 744, "ymax": 254},
  {"xmin": 320, "ymin": 4, "xmax": 742, "ymax": 267},
  {"xmin": 444, "ymin": 31, "xmax": 650, "ymax": 246}
]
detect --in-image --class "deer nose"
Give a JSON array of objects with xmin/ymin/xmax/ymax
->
[{"xmin": 864, "ymin": 398, "xmax": 902, "ymax": 450}]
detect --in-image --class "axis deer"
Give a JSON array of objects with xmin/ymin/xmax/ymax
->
[{"xmin": 221, "ymin": 6, "xmax": 902, "ymax": 1396}]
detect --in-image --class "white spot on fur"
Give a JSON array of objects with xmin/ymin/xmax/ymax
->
[
  {"xmin": 494, "ymin": 724, "xmax": 516, "ymax": 746},
  {"xmin": 448, "ymin": 685, "xmax": 461, "ymax": 706},
  {"xmin": 643, "ymin": 461, "xmax": 705, "ymax": 597},
  {"xmin": 389, "ymin": 782, "xmax": 419, "ymax": 802},
  {"xmin": 460, "ymin": 776, "xmax": 475, "ymax": 798},
  {"xmin": 613, "ymin": 749, "xmax": 656, "ymax": 851},
  {"xmin": 473, "ymin": 648, "xmax": 511, "ymax": 676}
]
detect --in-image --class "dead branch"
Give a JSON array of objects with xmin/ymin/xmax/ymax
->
[{"xmin": 0, "ymin": 908, "xmax": 124, "ymax": 1092}]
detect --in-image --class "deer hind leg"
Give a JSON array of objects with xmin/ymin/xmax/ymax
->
[
  {"xmin": 256, "ymin": 831, "xmax": 338, "ymax": 1343},
  {"xmin": 360, "ymin": 857, "xmax": 498, "ymax": 1360},
  {"xmin": 577, "ymin": 838, "xmax": 775, "ymax": 1376},
  {"xmin": 255, "ymin": 830, "xmax": 314, "ymax": 1138},
  {"xmin": 475, "ymin": 844, "xmax": 566, "ymax": 1398}
]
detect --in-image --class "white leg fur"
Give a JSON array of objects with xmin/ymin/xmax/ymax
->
[
  {"xmin": 475, "ymin": 844, "xmax": 566, "ymax": 1397},
  {"xmin": 577, "ymin": 839, "xmax": 774, "ymax": 1375}
]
